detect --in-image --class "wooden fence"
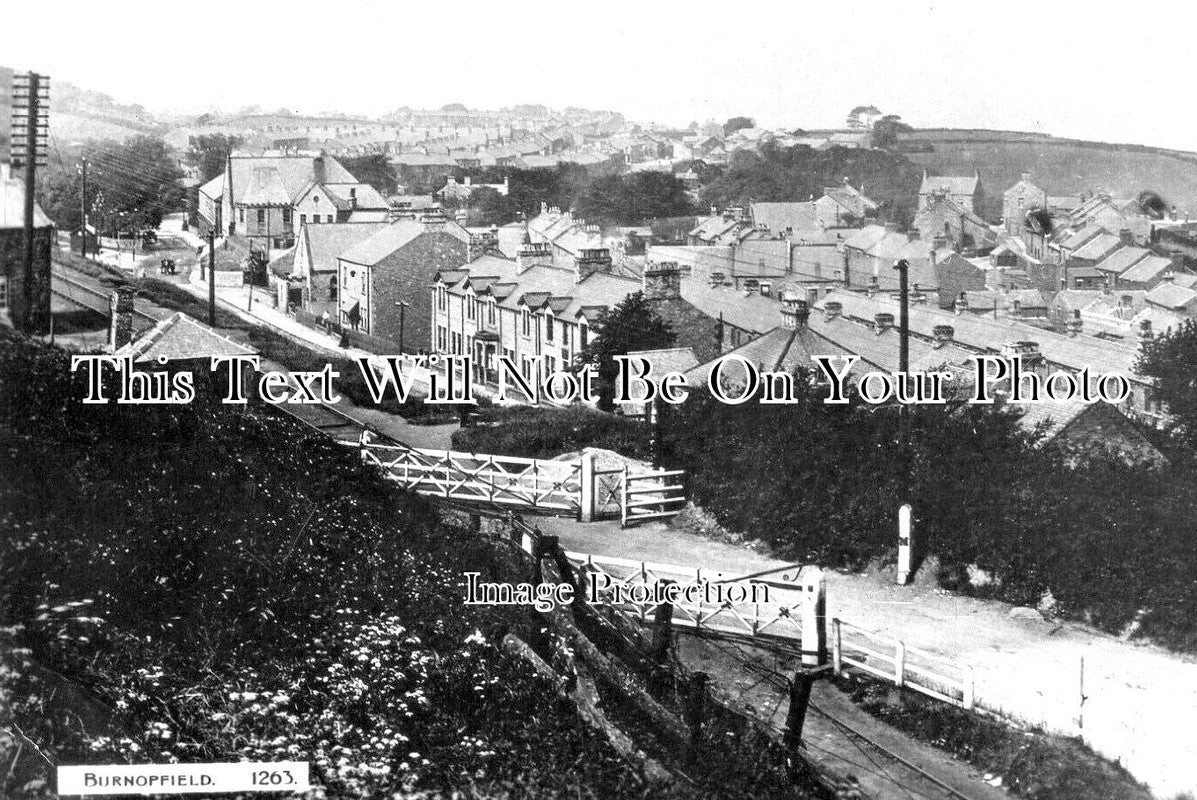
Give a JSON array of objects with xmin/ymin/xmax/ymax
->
[{"xmin": 832, "ymin": 619, "xmax": 975, "ymax": 709}]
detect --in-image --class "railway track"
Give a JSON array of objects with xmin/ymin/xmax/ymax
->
[
  {"xmin": 50, "ymin": 269, "xmax": 160, "ymax": 327},
  {"xmin": 696, "ymin": 635, "xmax": 993, "ymax": 800}
]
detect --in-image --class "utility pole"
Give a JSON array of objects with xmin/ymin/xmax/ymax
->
[
  {"xmin": 893, "ymin": 259, "xmax": 913, "ymax": 584},
  {"xmin": 207, "ymin": 229, "xmax": 216, "ymax": 327},
  {"xmin": 79, "ymin": 157, "xmax": 88, "ymax": 259},
  {"xmin": 13, "ymin": 72, "xmax": 48, "ymax": 333}
]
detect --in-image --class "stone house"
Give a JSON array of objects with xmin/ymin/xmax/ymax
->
[
  {"xmin": 337, "ymin": 217, "xmax": 470, "ymax": 350},
  {"xmin": 0, "ymin": 164, "xmax": 53, "ymax": 333},
  {"xmin": 919, "ymin": 170, "xmax": 984, "ymax": 216}
]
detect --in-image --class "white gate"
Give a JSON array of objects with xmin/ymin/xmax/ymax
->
[
  {"xmin": 621, "ymin": 466, "xmax": 686, "ymax": 527},
  {"xmin": 359, "ymin": 435, "xmax": 583, "ymax": 513}
]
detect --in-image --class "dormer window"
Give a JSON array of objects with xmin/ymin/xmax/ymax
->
[{"xmin": 545, "ymin": 311, "xmax": 555, "ymax": 341}]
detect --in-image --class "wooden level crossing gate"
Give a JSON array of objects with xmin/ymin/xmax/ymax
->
[
  {"xmin": 565, "ymin": 551, "xmax": 824, "ymax": 658},
  {"xmin": 357, "ymin": 433, "xmax": 687, "ymax": 523}
]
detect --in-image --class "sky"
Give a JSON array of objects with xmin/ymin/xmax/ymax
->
[{"xmin": 5, "ymin": 0, "xmax": 1195, "ymax": 150}]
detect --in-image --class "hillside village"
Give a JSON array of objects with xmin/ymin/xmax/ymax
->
[{"xmin": 8, "ymin": 59, "xmax": 1197, "ymax": 800}]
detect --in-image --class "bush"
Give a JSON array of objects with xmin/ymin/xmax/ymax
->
[{"xmin": 452, "ymin": 404, "xmax": 651, "ymax": 460}]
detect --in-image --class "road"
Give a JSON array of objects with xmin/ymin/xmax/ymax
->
[{"xmin": 539, "ymin": 514, "xmax": 1195, "ymax": 796}]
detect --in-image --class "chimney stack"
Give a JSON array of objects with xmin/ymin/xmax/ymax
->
[
  {"xmin": 1066, "ymin": 309, "xmax": 1083, "ymax": 337},
  {"xmin": 954, "ymin": 291, "xmax": 969, "ymax": 315},
  {"xmin": 1140, "ymin": 319, "xmax": 1153, "ymax": 341},
  {"xmin": 643, "ymin": 261, "xmax": 681, "ymax": 300},
  {"xmin": 931, "ymin": 324, "xmax": 955, "ymax": 348},
  {"xmin": 109, "ymin": 286, "xmax": 136, "ymax": 351},
  {"xmin": 1119, "ymin": 228, "xmax": 1134, "ymax": 247},
  {"xmin": 874, "ymin": 312, "xmax": 895, "ymax": 334},
  {"xmin": 823, "ymin": 300, "xmax": 843, "ymax": 321},
  {"xmin": 516, "ymin": 240, "xmax": 553, "ymax": 273}
]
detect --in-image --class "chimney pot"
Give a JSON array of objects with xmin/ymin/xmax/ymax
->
[
  {"xmin": 874, "ymin": 312, "xmax": 895, "ymax": 333},
  {"xmin": 823, "ymin": 301, "xmax": 843, "ymax": 320}
]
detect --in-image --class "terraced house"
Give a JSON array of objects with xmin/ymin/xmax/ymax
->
[{"xmin": 431, "ymin": 240, "xmax": 641, "ymax": 387}]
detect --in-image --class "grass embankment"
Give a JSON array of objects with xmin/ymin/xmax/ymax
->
[
  {"xmin": 834, "ymin": 674, "xmax": 1154, "ymax": 800},
  {"xmin": 0, "ymin": 328, "xmax": 825, "ymax": 799},
  {"xmin": 135, "ymin": 277, "xmax": 457, "ymax": 423}
]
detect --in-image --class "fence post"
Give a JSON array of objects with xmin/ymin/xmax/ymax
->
[
  {"xmin": 831, "ymin": 619, "xmax": 842, "ymax": 675},
  {"xmin": 685, "ymin": 672, "xmax": 709, "ymax": 748},
  {"xmin": 894, "ymin": 640, "xmax": 906, "ymax": 688},
  {"xmin": 358, "ymin": 429, "xmax": 370, "ymax": 464},
  {"xmin": 620, "ymin": 464, "xmax": 629, "ymax": 527},
  {"xmin": 801, "ymin": 567, "xmax": 827, "ymax": 667},
  {"xmin": 963, "ymin": 665, "xmax": 975, "ymax": 710},
  {"xmin": 783, "ymin": 669, "xmax": 817, "ymax": 783},
  {"xmin": 579, "ymin": 450, "xmax": 595, "ymax": 523},
  {"xmin": 651, "ymin": 579, "xmax": 676, "ymax": 666}
]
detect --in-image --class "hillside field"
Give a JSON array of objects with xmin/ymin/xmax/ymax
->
[{"xmin": 905, "ymin": 130, "xmax": 1197, "ymax": 219}]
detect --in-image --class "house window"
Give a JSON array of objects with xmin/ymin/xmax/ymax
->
[
  {"xmin": 466, "ymin": 295, "xmax": 476, "ymax": 321},
  {"xmin": 0, "ymin": 276, "xmax": 7, "ymax": 308},
  {"xmin": 283, "ymin": 208, "xmax": 292, "ymax": 224},
  {"xmin": 350, "ymin": 188, "xmax": 356, "ymax": 199},
  {"xmin": 436, "ymin": 285, "xmax": 447, "ymax": 311},
  {"xmin": 257, "ymin": 209, "xmax": 266, "ymax": 225},
  {"xmin": 759, "ymin": 282, "xmax": 771, "ymax": 297},
  {"xmin": 326, "ymin": 215, "xmax": 333, "ymax": 223},
  {"xmin": 580, "ymin": 323, "xmax": 588, "ymax": 349},
  {"xmin": 486, "ymin": 298, "xmax": 496, "ymax": 325},
  {"xmin": 545, "ymin": 314, "xmax": 554, "ymax": 341},
  {"xmin": 522, "ymin": 308, "xmax": 531, "ymax": 336},
  {"xmin": 300, "ymin": 214, "xmax": 307, "ymax": 225},
  {"xmin": 238, "ymin": 208, "xmax": 245, "ymax": 223}
]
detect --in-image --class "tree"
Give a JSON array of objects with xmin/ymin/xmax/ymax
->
[
  {"xmin": 577, "ymin": 292, "xmax": 675, "ymax": 412},
  {"xmin": 574, "ymin": 172, "xmax": 694, "ymax": 225},
  {"xmin": 700, "ymin": 141, "xmax": 921, "ymax": 229},
  {"xmin": 87, "ymin": 137, "xmax": 185, "ymax": 234},
  {"xmin": 723, "ymin": 116, "xmax": 755, "ymax": 136},
  {"xmin": 872, "ymin": 114, "xmax": 912, "ymax": 150},
  {"xmin": 37, "ymin": 136, "xmax": 185, "ymax": 235},
  {"xmin": 338, "ymin": 154, "xmax": 399, "ymax": 196},
  {"xmin": 184, "ymin": 133, "xmax": 243, "ymax": 183},
  {"xmin": 1138, "ymin": 319, "xmax": 1197, "ymax": 452}
]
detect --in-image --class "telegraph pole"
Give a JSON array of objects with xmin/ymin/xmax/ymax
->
[
  {"xmin": 13, "ymin": 72, "xmax": 47, "ymax": 333},
  {"xmin": 893, "ymin": 259, "xmax": 913, "ymax": 584},
  {"xmin": 79, "ymin": 157, "xmax": 88, "ymax": 259},
  {"xmin": 207, "ymin": 228, "xmax": 216, "ymax": 327}
]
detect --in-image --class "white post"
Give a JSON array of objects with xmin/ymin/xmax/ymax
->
[
  {"xmin": 897, "ymin": 503, "xmax": 913, "ymax": 585},
  {"xmin": 831, "ymin": 619, "xmax": 842, "ymax": 674},
  {"xmin": 579, "ymin": 450, "xmax": 595, "ymax": 523},
  {"xmin": 800, "ymin": 567, "xmax": 826, "ymax": 667},
  {"xmin": 963, "ymin": 665, "xmax": 975, "ymax": 710},
  {"xmin": 894, "ymin": 640, "xmax": 906, "ymax": 687}
]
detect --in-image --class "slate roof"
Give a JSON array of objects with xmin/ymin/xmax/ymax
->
[
  {"xmin": 685, "ymin": 325, "xmax": 854, "ymax": 387},
  {"xmin": 1069, "ymin": 232, "xmax": 1122, "ymax": 261},
  {"xmin": 228, "ymin": 153, "xmax": 356, "ymax": 206},
  {"xmin": 920, "ymin": 173, "xmax": 979, "ymax": 196},
  {"xmin": 1093, "ymin": 247, "xmax": 1151, "ymax": 276},
  {"xmin": 340, "ymin": 219, "xmax": 469, "ymax": 266},
  {"xmin": 814, "ymin": 290, "xmax": 1143, "ymax": 380},
  {"xmin": 302, "ymin": 222, "xmax": 389, "ymax": 273},
  {"xmin": 821, "ymin": 184, "xmax": 878, "ymax": 217},
  {"xmin": 1139, "ymin": 282, "xmax": 1197, "ymax": 311},
  {"xmin": 750, "ymin": 202, "xmax": 822, "ymax": 234},
  {"xmin": 1120, "ymin": 255, "xmax": 1175, "ymax": 285},
  {"xmin": 116, "ymin": 313, "xmax": 258, "ymax": 363}
]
